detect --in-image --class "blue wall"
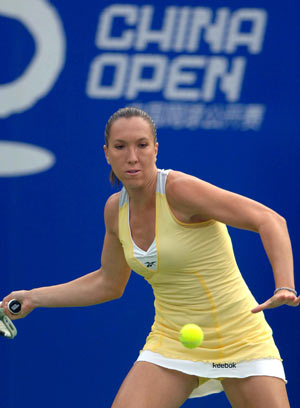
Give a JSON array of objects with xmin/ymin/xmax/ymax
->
[{"xmin": 0, "ymin": 1, "xmax": 299, "ymax": 407}]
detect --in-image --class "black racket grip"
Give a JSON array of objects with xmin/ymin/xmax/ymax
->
[{"xmin": 8, "ymin": 299, "xmax": 22, "ymax": 315}]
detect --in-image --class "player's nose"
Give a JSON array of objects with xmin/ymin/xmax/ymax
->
[{"xmin": 127, "ymin": 147, "xmax": 138, "ymax": 163}]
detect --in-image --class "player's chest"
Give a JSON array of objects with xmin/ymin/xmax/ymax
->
[{"xmin": 129, "ymin": 209, "xmax": 156, "ymax": 252}]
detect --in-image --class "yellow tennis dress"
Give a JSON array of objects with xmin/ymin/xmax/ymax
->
[{"xmin": 118, "ymin": 169, "xmax": 285, "ymax": 398}]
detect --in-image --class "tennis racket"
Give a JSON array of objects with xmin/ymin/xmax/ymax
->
[{"xmin": 0, "ymin": 299, "xmax": 22, "ymax": 339}]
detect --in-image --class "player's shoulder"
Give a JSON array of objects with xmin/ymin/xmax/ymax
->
[
  {"xmin": 168, "ymin": 170, "xmax": 195, "ymax": 183},
  {"xmin": 166, "ymin": 171, "xmax": 216, "ymax": 222},
  {"xmin": 104, "ymin": 192, "xmax": 121, "ymax": 232},
  {"xmin": 104, "ymin": 192, "xmax": 120, "ymax": 217},
  {"xmin": 167, "ymin": 170, "xmax": 204, "ymax": 197},
  {"xmin": 166, "ymin": 170, "xmax": 215, "ymax": 214}
]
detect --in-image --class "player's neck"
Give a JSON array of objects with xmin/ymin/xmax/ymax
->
[{"xmin": 126, "ymin": 171, "xmax": 157, "ymax": 209}]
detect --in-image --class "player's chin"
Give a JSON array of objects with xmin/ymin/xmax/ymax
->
[{"xmin": 123, "ymin": 173, "xmax": 144, "ymax": 185}]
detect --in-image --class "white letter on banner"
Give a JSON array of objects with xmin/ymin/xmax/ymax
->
[
  {"xmin": 186, "ymin": 8, "xmax": 229, "ymax": 52},
  {"xmin": 126, "ymin": 55, "xmax": 167, "ymax": 99},
  {"xmin": 173, "ymin": 7, "xmax": 191, "ymax": 52},
  {"xmin": 204, "ymin": 8, "xmax": 230, "ymax": 53},
  {"xmin": 226, "ymin": 9, "xmax": 267, "ymax": 54},
  {"xmin": 164, "ymin": 56, "xmax": 206, "ymax": 101},
  {"xmin": 86, "ymin": 54, "xmax": 127, "ymax": 98},
  {"xmin": 220, "ymin": 57, "xmax": 246, "ymax": 101},
  {"xmin": 136, "ymin": 6, "xmax": 177, "ymax": 51},
  {"xmin": 96, "ymin": 5, "xmax": 137, "ymax": 49},
  {"xmin": 202, "ymin": 57, "xmax": 246, "ymax": 101},
  {"xmin": 186, "ymin": 8, "xmax": 211, "ymax": 52}
]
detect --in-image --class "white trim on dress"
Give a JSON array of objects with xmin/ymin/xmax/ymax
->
[{"xmin": 137, "ymin": 350, "xmax": 286, "ymax": 398}]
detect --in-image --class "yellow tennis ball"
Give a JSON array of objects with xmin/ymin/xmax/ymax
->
[{"xmin": 179, "ymin": 324, "xmax": 204, "ymax": 349}]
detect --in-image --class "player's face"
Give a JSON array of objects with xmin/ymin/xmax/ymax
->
[{"xmin": 104, "ymin": 117, "xmax": 158, "ymax": 188}]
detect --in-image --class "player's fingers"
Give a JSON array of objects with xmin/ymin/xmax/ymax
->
[
  {"xmin": 5, "ymin": 305, "xmax": 30, "ymax": 320},
  {"xmin": 273, "ymin": 292, "xmax": 299, "ymax": 307},
  {"xmin": 1, "ymin": 296, "xmax": 14, "ymax": 316},
  {"xmin": 251, "ymin": 293, "xmax": 299, "ymax": 313},
  {"xmin": 2, "ymin": 292, "xmax": 27, "ymax": 319},
  {"xmin": 285, "ymin": 295, "xmax": 300, "ymax": 307},
  {"xmin": 251, "ymin": 306, "xmax": 263, "ymax": 313},
  {"xmin": 251, "ymin": 299, "xmax": 272, "ymax": 313}
]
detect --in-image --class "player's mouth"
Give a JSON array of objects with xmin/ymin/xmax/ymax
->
[{"xmin": 126, "ymin": 169, "xmax": 140, "ymax": 175}]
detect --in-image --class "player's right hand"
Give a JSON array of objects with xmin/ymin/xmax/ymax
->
[{"xmin": 1, "ymin": 290, "xmax": 34, "ymax": 320}]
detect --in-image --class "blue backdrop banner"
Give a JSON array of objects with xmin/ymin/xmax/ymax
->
[{"xmin": 0, "ymin": 1, "xmax": 299, "ymax": 407}]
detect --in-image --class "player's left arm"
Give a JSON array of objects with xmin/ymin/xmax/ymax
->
[{"xmin": 166, "ymin": 171, "xmax": 299, "ymax": 312}]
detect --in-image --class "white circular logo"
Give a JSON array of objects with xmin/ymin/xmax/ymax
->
[
  {"xmin": 0, "ymin": 141, "xmax": 56, "ymax": 177},
  {"xmin": 0, "ymin": 0, "xmax": 66, "ymax": 118}
]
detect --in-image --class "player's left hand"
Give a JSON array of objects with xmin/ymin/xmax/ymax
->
[{"xmin": 251, "ymin": 289, "xmax": 300, "ymax": 313}]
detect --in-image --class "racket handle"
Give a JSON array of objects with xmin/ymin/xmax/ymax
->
[{"xmin": 8, "ymin": 299, "xmax": 22, "ymax": 315}]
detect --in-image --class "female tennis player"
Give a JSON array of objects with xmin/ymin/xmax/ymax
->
[{"xmin": 2, "ymin": 107, "xmax": 299, "ymax": 408}]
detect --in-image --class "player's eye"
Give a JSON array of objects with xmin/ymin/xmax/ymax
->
[
  {"xmin": 139, "ymin": 143, "xmax": 148, "ymax": 148},
  {"xmin": 114, "ymin": 145, "xmax": 124, "ymax": 150}
]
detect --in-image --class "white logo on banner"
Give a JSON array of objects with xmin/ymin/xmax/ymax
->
[
  {"xmin": 0, "ymin": 141, "xmax": 55, "ymax": 177},
  {"xmin": 0, "ymin": 0, "xmax": 66, "ymax": 118},
  {"xmin": 86, "ymin": 5, "xmax": 267, "ymax": 131},
  {"xmin": 0, "ymin": 0, "xmax": 65, "ymax": 176}
]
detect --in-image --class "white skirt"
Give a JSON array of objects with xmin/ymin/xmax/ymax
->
[{"xmin": 136, "ymin": 350, "xmax": 287, "ymax": 398}]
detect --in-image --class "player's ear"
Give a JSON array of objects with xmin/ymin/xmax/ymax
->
[{"xmin": 103, "ymin": 145, "xmax": 110, "ymax": 164}]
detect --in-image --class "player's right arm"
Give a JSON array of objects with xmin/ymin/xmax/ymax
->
[{"xmin": 1, "ymin": 193, "xmax": 131, "ymax": 319}]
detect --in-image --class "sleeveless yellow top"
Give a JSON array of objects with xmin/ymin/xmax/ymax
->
[{"xmin": 118, "ymin": 169, "xmax": 281, "ymax": 363}]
